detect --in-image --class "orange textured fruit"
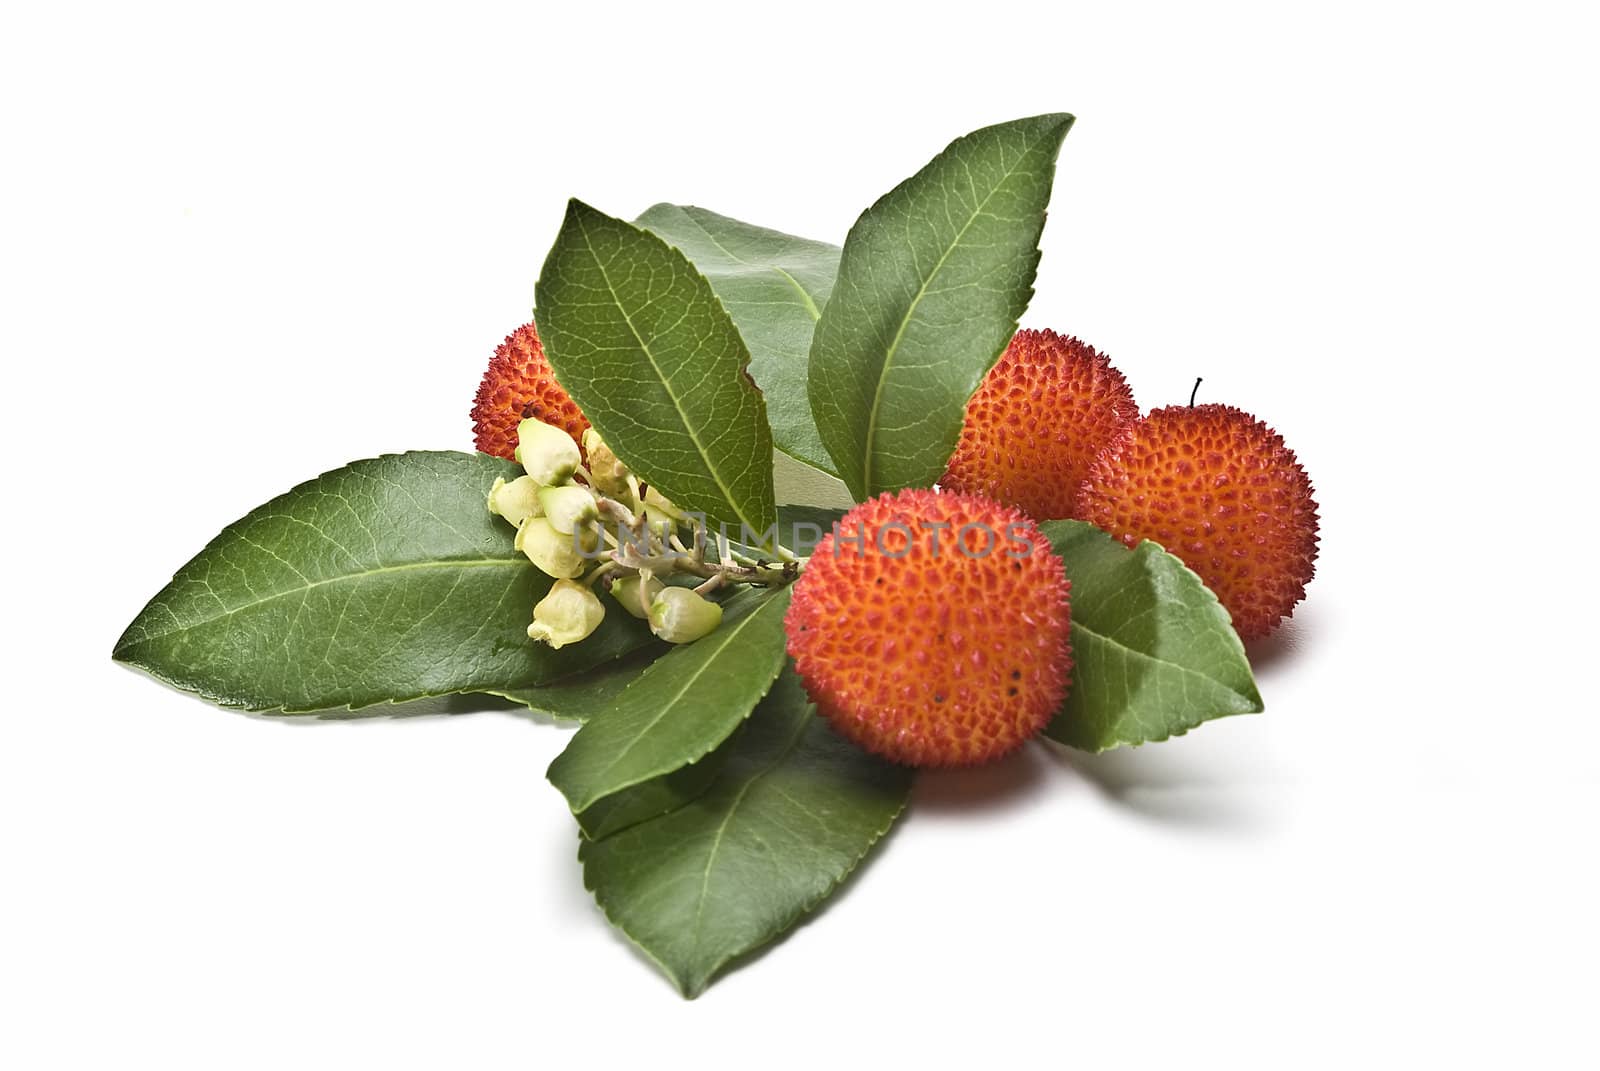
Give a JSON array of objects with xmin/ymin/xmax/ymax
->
[
  {"xmin": 470, "ymin": 321, "xmax": 589, "ymax": 460},
  {"xmin": 785, "ymin": 489, "xmax": 1072, "ymax": 767},
  {"xmin": 1076, "ymin": 403, "xmax": 1319, "ymax": 640},
  {"xmin": 941, "ymin": 329, "xmax": 1139, "ymax": 520}
]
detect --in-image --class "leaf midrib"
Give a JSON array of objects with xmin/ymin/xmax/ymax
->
[
  {"xmin": 684, "ymin": 703, "xmax": 812, "ymax": 982},
  {"xmin": 118, "ymin": 556, "xmax": 526, "ymax": 649},
  {"xmin": 858, "ymin": 135, "xmax": 1047, "ymax": 495},
  {"xmin": 573, "ymin": 210, "xmax": 765, "ymax": 536}
]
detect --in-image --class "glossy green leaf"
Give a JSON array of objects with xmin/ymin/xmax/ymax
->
[
  {"xmin": 808, "ymin": 113, "xmax": 1074, "ymax": 500},
  {"xmin": 580, "ymin": 667, "xmax": 913, "ymax": 998},
  {"xmin": 113, "ymin": 451, "xmax": 653, "ymax": 713},
  {"xmin": 1042, "ymin": 520, "xmax": 1264, "ymax": 751},
  {"xmin": 636, "ymin": 204, "xmax": 842, "ymax": 478},
  {"xmin": 535, "ymin": 199, "xmax": 777, "ymax": 538},
  {"xmin": 546, "ymin": 586, "xmax": 792, "ymax": 814},
  {"xmin": 491, "ymin": 647, "xmax": 661, "ymax": 722},
  {"xmin": 574, "ymin": 722, "xmax": 745, "ymax": 841}
]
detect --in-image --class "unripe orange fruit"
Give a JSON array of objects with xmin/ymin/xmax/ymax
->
[
  {"xmin": 785, "ymin": 489, "xmax": 1072, "ymax": 767},
  {"xmin": 470, "ymin": 321, "xmax": 589, "ymax": 461},
  {"xmin": 941, "ymin": 329, "xmax": 1138, "ymax": 520},
  {"xmin": 1076, "ymin": 403, "xmax": 1318, "ymax": 640}
]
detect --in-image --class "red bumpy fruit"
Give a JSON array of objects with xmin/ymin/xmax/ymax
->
[
  {"xmin": 785, "ymin": 489, "xmax": 1073, "ymax": 767},
  {"xmin": 941, "ymin": 329, "xmax": 1139, "ymax": 520},
  {"xmin": 1075, "ymin": 403, "xmax": 1319, "ymax": 640},
  {"xmin": 470, "ymin": 321, "xmax": 589, "ymax": 460}
]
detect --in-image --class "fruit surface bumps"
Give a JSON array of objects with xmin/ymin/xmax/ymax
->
[
  {"xmin": 785, "ymin": 489, "xmax": 1073, "ymax": 767},
  {"xmin": 470, "ymin": 321, "xmax": 589, "ymax": 460},
  {"xmin": 1076, "ymin": 403, "xmax": 1318, "ymax": 640},
  {"xmin": 941, "ymin": 329, "xmax": 1138, "ymax": 520}
]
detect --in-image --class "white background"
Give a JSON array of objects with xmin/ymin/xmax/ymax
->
[{"xmin": 4, "ymin": 2, "xmax": 1597, "ymax": 1067}]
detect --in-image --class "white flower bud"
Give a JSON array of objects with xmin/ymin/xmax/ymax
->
[
  {"xmin": 527, "ymin": 579, "xmax": 605, "ymax": 649},
  {"xmin": 487, "ymin": 475, "xmax": 544, "ymax": 528},
  {"xmin": 514, "ymin": 418, "xmax": 580, "ymax": 486},
  {"xmin": 582, "ymin": 428, "xmax": 634, "ymax": 500},
  {"xmin": 537, "ymin": 484, "xmax": 599, "ymax": 535},
  {"xmin": 648, "ymin": 587, "xmax": 723, "ymax": 644},
  {"xmin": 514, "ymin": 517, "xmax": 586, "ymax": 579},
  {"xmin": 643, "ymin": 485, "xmax": 685, "ymax": 521},
  {"xmin": 610, "ymin": 573, "xmax": 663, "ymax": 619},
  {"xmin": 574, "ymin": 522, "xmax": 603, "ymax": 557},
  {"xmin": 637, "ymin": 487, "xmax": 682, "ymax": 543}
]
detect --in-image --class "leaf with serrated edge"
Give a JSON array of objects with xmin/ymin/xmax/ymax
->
[
  {"xmin": 536, "ymin": 199, "xmax": 777, "ymax": 539},
  {"xmin": 574, "ymin": 722, "xmax": 746, "ymax": 841},
  {"xmin": 1042, "ymin": 520, "xmax": 1264, "ymax": 751},
  {"xmin": 808, "ymin": 113, "xmax": 1073, "ymax": 500},
  {"xmin": 636, "ymin": 204, "xmax": 842, "ymax": 478},
  {"xmin": 113, "ymin": 451, "xmax": 653, "ymax": 713},
  {"xmin": 547, "ymin": 586, "xmax": 792, "ymax": 813},
  {"xmin": 580, "ymin": 667, "xmax": 913, "ymax": 998},
  {"xmin": 492, "ymin": 646, "xmax": 661, "ymax": 722}
]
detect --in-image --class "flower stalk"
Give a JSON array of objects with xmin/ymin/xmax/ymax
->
[{"xmin": 489, "ymin": 420, "xmax": 802, "ymax": 649}]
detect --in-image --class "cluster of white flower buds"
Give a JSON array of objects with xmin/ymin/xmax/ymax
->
[{"xmin": 487, "ymin": 418, "xmax": 728, "ymax": 650}]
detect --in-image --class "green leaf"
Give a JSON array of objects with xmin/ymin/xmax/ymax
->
[
  {"xmin": 808, "ymin": 113, "xmax": 1074, "ymax": 500},
  {"xmin": 772, "ymin": 448, "xmax": 854, "ymax": 510},
  {"xmin": 769, "ymin": 503, "xmax": 844, "ymax": 558},
  {"xmin": 112, "ymin": 451, "xmax": 653, "ymax": 713},
  {"xmin": 580, "ymin": 667, "xmax": 913, "ymax": 998},
  {"xmin": 635, "ymin": 204, "xmax": 842, "ymax": 478},
  {"xmin": 574, "ymin": 722, "xmax": 745, "ymax": 841},
  {"xmin": 490, "ymin": 647, "xmax": 660, "ymax": 722},
  {"xmin": 1041, "ymin": 520, "xmax": 1264, "ymax": 751},
  {"xmin": 535, "ymin": 199, "xmax": 777, "ymax": 539},
  {"xmin": 546, "ymin": 586, "xmax": 792, "ymax": 814},
  {"xmin": 724, "ymin": 502, "xmax": 844, "ymax": 561}
]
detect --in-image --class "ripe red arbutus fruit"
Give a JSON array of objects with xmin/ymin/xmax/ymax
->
[
  {"xmin": 941, "ymin": 329, "xmax": 1139, "ymax": 520},
  {"xmin": 785, "ymin": 489, "xmax": 1073, "ymax": 768},
  {"xmin": 470, "ymin": 321, "xmax": 589, "ymax": 460},
  {"xmin": 1076, "ymin": 403, "xmax": 1319, "ymax": 640}
]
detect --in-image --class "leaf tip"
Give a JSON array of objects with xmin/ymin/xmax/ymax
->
[
  {"xmin": 545, "ymin": 755, "xmax": 584, "ymax": 813},
  {"xmin": 110, "ymin": 619, "xmax": 144, "ymax": 665},
  {"xmin": 561, "ymin": 197, "xmax": 603, "ymax": 228}
]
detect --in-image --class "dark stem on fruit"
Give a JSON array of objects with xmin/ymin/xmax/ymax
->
[{"xmin": 1189, "ymin": 377, "xmax": 1203, "ymax": 407}]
